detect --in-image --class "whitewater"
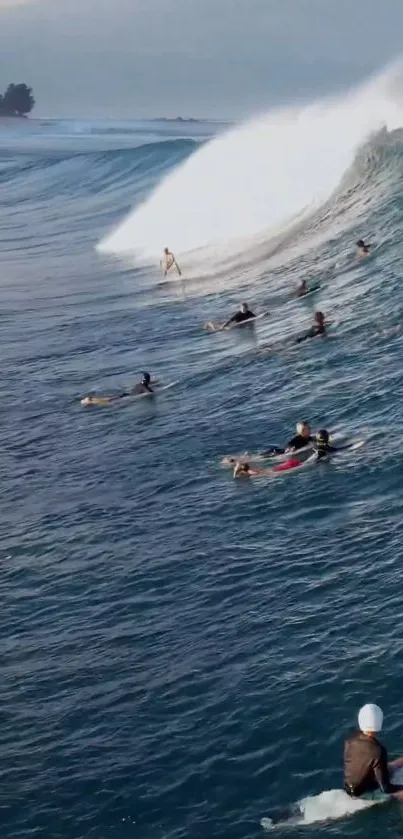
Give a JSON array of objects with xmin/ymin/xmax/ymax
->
[
  {"xmin": 99, "ymin": 61, "xmax": 403, "ymax": 263},
  {"xmin": 3, "ymin": 62, "xmax": 403, "ymax": 839}
]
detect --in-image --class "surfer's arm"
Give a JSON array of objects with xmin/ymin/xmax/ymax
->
[
  {"xmin": 222, "ymin": 314, "xmax": 237, "ymax": 328},
  {"xmin": 173, "ymin": 258, "xmax": 182, "ymax": 276},
  {"xmin": 374, "ymin": 750, "xmax": 393, "ymax": 793}
]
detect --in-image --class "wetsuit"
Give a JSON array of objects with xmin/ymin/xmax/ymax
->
[
  {"xmin": 260, "ymin": 434, "xmax": 313, "ymax": 458},
  {"xmin": 226, "ymin": 309, "xmax": 256, "ymax": 325},
  {"xmin": 286, "ymin": 433, "xmax": 313, "ymax": 451},
  {"xmin": 344, "ymin": 730, "xmax": 395, "ymax": 797},
  {"xmin": 121, "ymin": 383, "xmax": 154, "ymax": 397},
  {"xmin": 296, "ymin": 323, "xmax": 325, "ymax": 343}
]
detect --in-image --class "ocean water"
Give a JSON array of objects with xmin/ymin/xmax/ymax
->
[{"xmin": 3, "ymin": 65, "xmax": 403, "ymax": 839}]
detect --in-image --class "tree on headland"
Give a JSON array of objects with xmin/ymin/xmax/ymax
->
[{"xmin": 0, "ymin": 83, "xmax": 35, "ymax": 117}]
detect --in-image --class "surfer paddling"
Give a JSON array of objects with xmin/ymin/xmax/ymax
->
[
  {"xmin": 260, "ymin": 311, "xmax": 328, "ymax": 354},
  {"xmin": 161, "ymin": 247, "xmax": 181, "ymax": 277},
  {"xmin": 81, "ymin": 373, "xmax": 154, "ymax": 406}
]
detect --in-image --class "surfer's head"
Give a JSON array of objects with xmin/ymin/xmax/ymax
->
[
  {"xmin": 358, "ymin": 703, "xmax": 383, "ymax": 735},
  {"xmin": 240, "ymin": 302, "xmax": 249, "ymax": 313},
  {"xmin": 315, "ymin": 311, "xmax": 325, "ymax": 325},
  {"xmin": 164, "ymin": 247, "xmax": 169, "ymax": 254},
  {"xmin": 316, "ymin": 429, "xmax": 329, "ymax": 445},
  {"xmin": 296, "ymin": 421, "xmax": 311, "ymax": 438},
  {"xmin": 142, "ymin": 372, "xmax": 151, "ymax": 385},
  {"xmin": 356, "ymin": 239, "xmax": 365, "ymax": 248},
  {"xmin": 234, "ymin": 462, "xmax": 251, "ymax": 477}
]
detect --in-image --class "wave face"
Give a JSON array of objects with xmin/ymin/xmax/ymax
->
[
  {"xmin": 4, "ymin": 67, "xmax": 403, "ymax": 839},
  {"xmin": 99, "ymin": 62, "xmax": 403, "ymax": 259}
]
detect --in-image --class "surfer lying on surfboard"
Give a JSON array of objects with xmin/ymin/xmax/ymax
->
[
  {"xmin": 232, "ymin": 430, "xmax": 361, "ymax": 477},
  {"xmin": 222, "ymin": 422, "xmax": 315, "ymax": 466},
  {"xmin": 260, "ymin": 311, "xmax": 327, "ymax": 354},
  {"xmin": 204, "ymin": 302, "xmax": 258, "ymax": 332},
  {"xmin": 81, "ymin": 372, "xmax": 154, "ymax": 406}
]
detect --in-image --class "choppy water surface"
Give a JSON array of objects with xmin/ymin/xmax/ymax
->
[{"xmin": 2, "ymin": 74, "xmax": 403, "ymax": 839}]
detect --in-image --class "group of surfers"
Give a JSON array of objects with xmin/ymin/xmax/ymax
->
[
  {"xmin": 161, "ymin": 240, "xmax": 403, "ymax": 812},
  {"xmin": 82, "ymin": 238, "xmax": 372, "ymax": 406},
  {"xmin": 223, "ymin": 422, "xmax": 347, "ymax": 478}
]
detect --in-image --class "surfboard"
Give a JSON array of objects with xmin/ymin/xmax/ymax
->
[
  {"xmin": 222, "ymin": 440, "xmax": 364, "ymax": 471},
  {"xmin": 80, "ymin": 381, "xmax": 177, "ymax": 407},
  {"xmin": 204, "ymin": 311, "xmax": 268, "ymax": 332},
  {"xmin": 295, "ymin": 284, "xmax": 321, "ymax": 300},
  {"xmin": 221, "ymin": 443, "xmax": 313, "ymax": 467}
]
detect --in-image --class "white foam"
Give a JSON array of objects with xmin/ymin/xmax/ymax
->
[
  {"xmin": 98, "ymin": 60, "xmax": 403, "ymax": 261},
  {"xmin": 261, "ymin": 766, "xmax": 403, "ymax": 829}
]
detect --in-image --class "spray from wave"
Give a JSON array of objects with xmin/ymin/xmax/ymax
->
[{"xmin": 98, "ymin": 61, "xmax": 403, "ymax": 261}]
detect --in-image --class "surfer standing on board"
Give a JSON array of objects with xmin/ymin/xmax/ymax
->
[{"xmin": 161, "ymin": 247, "xmax": 182, "ymax": 277}]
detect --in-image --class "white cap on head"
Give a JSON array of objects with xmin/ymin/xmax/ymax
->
[{"xmin": 358, "ymin": 703, "xmax": 383, "ymax": 733}]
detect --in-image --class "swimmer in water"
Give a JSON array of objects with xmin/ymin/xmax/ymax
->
[
  {"xmin": 295, "ymin": 311, "xmax": 326, "ymax": 343},
  {"xmin": 356, "ymin": 239, "xmax": 372, "ymax": 258},
  {"xmin": 344, "ymin": 704, "xmax": 403, "ymax": 802},
  {"xmin": 161, "ymin": 247, "xmax": 182, "ymax": 277},
  {"xmin": 81, "ymin": 373, "xmax": 154, "ymax": 406}
]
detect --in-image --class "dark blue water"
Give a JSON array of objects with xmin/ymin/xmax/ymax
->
[{"xmin": 2, "ymin": 113, "xmax": 403, "ymax": 839}]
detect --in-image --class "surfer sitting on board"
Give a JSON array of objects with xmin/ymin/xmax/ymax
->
[
  {"xmin": 259, "ymin": 422, "xmax": 314, "ymax": 458},
  {"xmin": 204, "ymin": 302, "xmax": 257, "ymax": 332},
  {"xmin": 344, "ymin": 704, "xmax": 403, "ymax": 801},
  {"xmin": 161, "ymin": 247, "xmax": 182, "ymax": 277},
  {"xmin": 223, "ymin": 302, "xmax": 256, "ymax": 327},
  {"xmin": 295, "ymin": 311, "xmax": 326, "ymax": 343},
  {"xmin": 356, "ymin": 239, "xmax": 372, "ymax": 258},
  {"xmin": 81, "ymin": 372, "xmax": 154, "ymax": 406}
]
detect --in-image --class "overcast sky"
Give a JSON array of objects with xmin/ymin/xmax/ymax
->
[{"xmin": 1, "ymin": 0, "xmax": 403, "ymax": 119}]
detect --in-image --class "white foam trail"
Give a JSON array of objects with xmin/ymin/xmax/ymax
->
[
  {"xmin": 98, "ymin": 60, "xmax": 403, "ymax": 260},
  {"xmin": 261, "ymin": 767, "xmax": 403, "ymax": 829}
]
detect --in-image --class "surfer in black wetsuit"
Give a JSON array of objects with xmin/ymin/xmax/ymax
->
[
  {"xmin": 259, "ymin": 422, "xmax": 314, "ymax": 458},
  {"xmin": 356, "ymin": 239, "xmax": 372, "ymax": 258},
  {"xmin": 126, "ymin": 372, "xmax": 154, "ymax": 396},
  {"xmin": 222, "ymin": 302, "xmax": 256, "ymax": 328},
  {"xmin": 296, "ymin": 311, "xmax": 326, "ymax": 343},
  {"xmin": 344, "ymin": 704, "xmax": 403, "ymax": 801},
  {"xmin": 81, "ymin": 373, "xmax": 154, "ymax": 406}
]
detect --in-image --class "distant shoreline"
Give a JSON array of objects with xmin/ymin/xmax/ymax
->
[{"xmin": 0, "ymin": 112, "xmax": 28, "ymax": 119}]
